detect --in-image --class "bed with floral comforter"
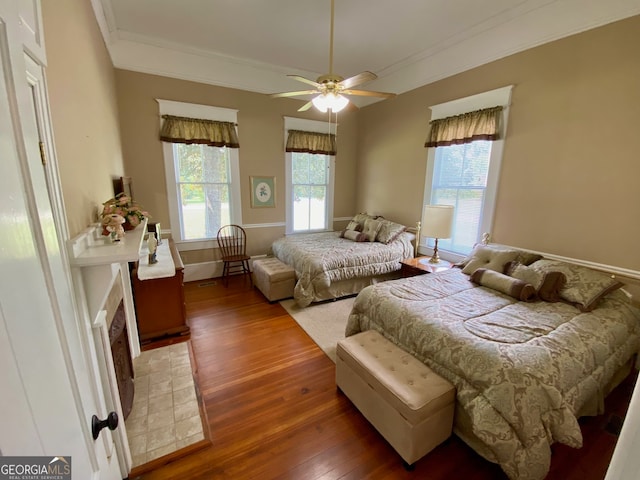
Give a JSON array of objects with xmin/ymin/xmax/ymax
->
[
  {"xmin": 272, "ymin": 231, "xmax": 414, "ymax": 307},
  {"xmin": 345, "ymin": 266, "xmax": 640, "ymax": 480}
]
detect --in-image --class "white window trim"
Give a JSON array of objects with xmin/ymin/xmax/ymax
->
[
  {"xmin": 283, "ymin": 116, "xmax": 336, "ymax": 235},
  {"xmin": 157, "ymin": 99, "xmax": 242, "ymax": 249},
  {"xmin": 422, "ymin": 85, "xmax": 513, "ymax": 259}
]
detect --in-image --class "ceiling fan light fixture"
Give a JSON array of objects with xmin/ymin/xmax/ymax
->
[{"xmin": 312, "ymin": 92, "xmax": 349, "ymax": 113}]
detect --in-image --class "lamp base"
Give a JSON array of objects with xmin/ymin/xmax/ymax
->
[{"xmin": 418, "ymin": 257, "xmax": 452, "ymax": 268}]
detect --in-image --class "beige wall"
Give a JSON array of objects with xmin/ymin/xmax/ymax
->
[
  {"xmin": 115, "ymin": 70, "xmax": 359, "ymax": 256},
  {"xmin": 358, "ymin": 15, "xmax": 640, "ymax": 271},
  {"xmin": 41, "ymin": 3, "xmax": 640, "ymax": 273},
  {"xmin": 42, "ymin": 0, "xmax": 125, "ymax": 237}
]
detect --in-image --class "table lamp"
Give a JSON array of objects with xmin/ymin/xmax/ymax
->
[{"xmin": 419, "ymin": 205, "xmax": 454, "ymax": 264}]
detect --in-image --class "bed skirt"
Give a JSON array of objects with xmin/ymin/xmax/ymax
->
[{"xmin": 300, "ymin": 271, "xmax": 401, "ymax": 305}]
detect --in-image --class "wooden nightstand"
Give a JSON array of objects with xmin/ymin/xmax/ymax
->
[{"xmin": 400, "ymin": 257, "xmax": 452, "ymax": 277}]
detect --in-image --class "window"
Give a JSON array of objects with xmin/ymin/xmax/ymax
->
[
  {"xmin": 430, "ymin": 141, "xmax": 492, "ymax": 253},
  {"xmin": 173, "ymin": 143, "xmax": 231, "ymax": 240},
  {"xmin": 291, "ymin": 152, "xmax": 330, "ymax": 232},
  {"xmin": 284, "ymin": 117, "xmax": 335, "ymax": 234},
  {"xmin": 158, "ymin": 100, "xmax": 241, "ymax": 247},
  {"xmin": 423, "ymin": 86, "xmax": 512, "ymax": 257}
]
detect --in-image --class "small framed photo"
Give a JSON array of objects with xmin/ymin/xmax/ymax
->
[{"xmin": 250, "ymin": 176, "xmax": 276, "ymax": 208}]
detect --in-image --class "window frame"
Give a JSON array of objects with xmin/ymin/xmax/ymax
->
[
  {"xmin": 283, "ymin": 117, "xmax": 335, "ymax": 235},
  {"xmin": 422, "ymin": 86, "xmax": 512, "ymax": 259},
  {"xmin": 158, "ymin": 99, "xmax": 242, "ymax": 250}
]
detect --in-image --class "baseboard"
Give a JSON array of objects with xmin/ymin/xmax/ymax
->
[{"xmin": 183, "ymin": 254, "xmax": 267, "ymax": 283}]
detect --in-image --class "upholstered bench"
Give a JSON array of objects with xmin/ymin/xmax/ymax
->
[
  {"xmin": 336, "ymin": 330, "xmax": 455, "ymax": 468},
  {"xmin": 252, "ymin": 257, "xmax": 296, "ymax": 302}
]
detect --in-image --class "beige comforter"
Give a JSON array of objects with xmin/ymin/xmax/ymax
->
[
  {"xmin": 272, "ymin": 231, "xmax": 414, "ymax": 307},
  {"xmin": 346, "ymin": 268, "xmax": 640, "ymax": 480}
]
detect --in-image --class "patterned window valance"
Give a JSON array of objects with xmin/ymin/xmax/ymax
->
[
  {"xmin": 424, "ymin": 106, "xmax": 503, "ymax": 148},
  {"xmin": 286, "ymin": 129, "xmax": 336, "ymax": 155},
  {"xmin": 160, "ymin": 115, "xmax": 239, "ymax": 148}
]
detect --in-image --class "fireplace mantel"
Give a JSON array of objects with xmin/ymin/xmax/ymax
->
[
  {"xmin": 68, "ymin": 221, "xmax": 147, "ymax": 358},
  {"xmin": 69, "ymin": 221, "xmax": 147, "ymax": 267}
]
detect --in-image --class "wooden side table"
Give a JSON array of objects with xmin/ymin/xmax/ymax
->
[
  {"xmin": 131, "ymin": 239, "xmax": 189, "ymax": 344},
  {"xmin": 400, "ymin": 257, "xmax": 452, "ymax": 277}
]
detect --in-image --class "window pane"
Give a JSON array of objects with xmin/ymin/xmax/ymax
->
[
  {"xmin": 179, "ymin": 183, "xmax": 229, "ymax": 240},
  {"xmin": 177, "ymin": 144, "xmax": 204, "ymax": 182},
  {"xmin": 292, "ymin": 154, "xmax": 310, "ymax": 184},
  {"xmin": 431, "ymin": 141, "xmax": 492, "ymax": 254},
  {"xmin": 293, "ymin": 185, "xmax": 310, "ymax": 231},
  {"xmin": 177, "ymin": 145, "xmax": 229, "ymax": 183},
  {"xmin": 308, "ymin": 186, "xmax": 326, "ymax": 230},
  {"xmin": 308, "ymin": 155, "xmax": 327, "ymax": 184},
  {"xmin": 201, "ymin": 147, "xmax": 229, "ymax": 183}
]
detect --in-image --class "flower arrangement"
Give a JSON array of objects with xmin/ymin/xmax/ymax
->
[{"xmin": 101, "ymin": 193, "xmax": 148, "ymax": 235}]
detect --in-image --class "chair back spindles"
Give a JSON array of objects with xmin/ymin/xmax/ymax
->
[{"xmin": 217, "ymin": 225, "xmax": 252, "ymax": 287}]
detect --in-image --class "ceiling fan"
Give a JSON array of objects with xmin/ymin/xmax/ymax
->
[{"xmin": 270, "ymin": 0, "xmax": 396, "ymax": 113}]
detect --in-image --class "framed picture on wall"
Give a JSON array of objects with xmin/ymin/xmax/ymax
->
[{"xmin": 250, "ymin": 176, "xmax": 276, "ymax": 208}]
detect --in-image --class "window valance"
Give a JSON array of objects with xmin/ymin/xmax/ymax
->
[
  {"xmin": 160, "ymin": 115, "xmax": 239, "ymax": 148},
  {"xmin": 286, "ymin": 129, "xmax": 336, "ymax": 155},
  {"xmin": 424, "ymin": 106, "xmax": 503, "ymax": 148}
]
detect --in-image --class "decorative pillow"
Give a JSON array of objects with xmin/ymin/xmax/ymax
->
[
  {"xmin": 457, "ymin": 244, "xmax": 542, "ymax": 270},
  {"xmin": 505, "ymin": 261, "xmax": 566, "ymax": 302},
  {"xmin": 461, "ymin": 245, "xmax": 521, "ymax": 275},
  {"xmin": 362, "ymin": 218, "xmax": 383, "ymax": 242},
  {"xmin": 351, "ymin": 212, "xmax": 378, "ymax": 230},
  {"xmin": 470, "ymin": 268, "xmax": 537, "ymax": 302},
  {"xmin": 527, "ymin": 259, "xmax": 623, "ymax": 312},
  {"xmin": 375, "ymin": 219, "xmax": 407, "ymax": 244},
  {"xmin": 345, "ymin": 220, "xmax": 362, "ymax": 232},
  {"xmin": 341, "ymin": 229, "xmax": 368, "ymax": 242}
]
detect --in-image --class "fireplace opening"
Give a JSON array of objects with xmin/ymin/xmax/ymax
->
[{"xmin": 109, "ymin": 299, "xmax": 135, "ymax": 420}]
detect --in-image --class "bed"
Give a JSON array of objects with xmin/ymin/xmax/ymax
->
[
  {"xmin": 345, "ymin": 248, "xmax": 640, "ymax": 480},
  {"xmin": 271, "ymin": 214, "xmax": 414, "ymax": 307}
]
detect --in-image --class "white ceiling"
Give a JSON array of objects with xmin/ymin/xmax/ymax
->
[{"xmin": 93, "ymin": 0, "xmax": 640, "ymax": 107}]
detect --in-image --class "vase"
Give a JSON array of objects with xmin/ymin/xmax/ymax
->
[{"xmin": 123, "ymin": 220, "xmax": 136, "ymax": 231}]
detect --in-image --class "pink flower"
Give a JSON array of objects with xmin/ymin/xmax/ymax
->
[{"xmin": 100, "ymin": 192, "xmax": 149, "ymax": 229}]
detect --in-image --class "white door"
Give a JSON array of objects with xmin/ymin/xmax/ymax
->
[{"xmin": 0, "ymin": 2, "xmax": 124, "ymax": 478}]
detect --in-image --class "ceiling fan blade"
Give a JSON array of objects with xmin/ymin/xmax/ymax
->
[
  {"xmin": 298, "ymin": 101, "xmax": 314, "ymax": 112},
  {"xmin": 287, "ymin": 75, "xmax": 321, "ymax": 88},
  {"xmin": 343, "ymin": 89, "xmax": 396, "ymax": 98},
  {"xmin": 270, "ymin": 90, "xmax": 318, "ymax": 99},
  {"xmin": 338, "ymin": 71, "xmax": 377, "ymax": 89}
]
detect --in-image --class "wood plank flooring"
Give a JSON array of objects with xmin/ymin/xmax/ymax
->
[{"xmin": 132, "ymin": 275, "xmax": 636, "ymax": 480}]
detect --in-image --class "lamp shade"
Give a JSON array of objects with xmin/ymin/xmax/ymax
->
[
  {"xmin": 312, "ymin": 93, "xmax": 349, "ymax": 113},
  {"xmin": 421, "ymin": 205, "xmax": 454, "ymax": 239}
]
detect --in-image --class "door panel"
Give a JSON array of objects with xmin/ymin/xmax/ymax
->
[{"xmin": 0, "ymin": 2, "xmax": 123, "ymax": 479}]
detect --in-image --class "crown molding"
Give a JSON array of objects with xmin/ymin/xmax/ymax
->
[{"xmin": 94, "ymin": 0, "xmax": 640, "ymax": 104}]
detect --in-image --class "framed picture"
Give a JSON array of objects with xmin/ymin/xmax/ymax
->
[{"xmin": 250, "ymin": 176, "xmax": 276, "ymax": 208}]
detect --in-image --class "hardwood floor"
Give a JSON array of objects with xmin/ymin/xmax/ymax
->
[{"xmin": 132, "ymin": 275, "xmax": 636, "ymax": 480}]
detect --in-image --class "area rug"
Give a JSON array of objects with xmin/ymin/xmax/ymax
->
[{"xmin": 280, "ymin": 296, "xmax": 355, "ymax": 362}]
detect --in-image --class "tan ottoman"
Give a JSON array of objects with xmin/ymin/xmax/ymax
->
[
  {"xmin": 252, "ymin": 257, "xmax": 296, "ymax": 302},
  {"xmin": 336, "ymin": 330, "xmax": 455, "ymax": 467}
]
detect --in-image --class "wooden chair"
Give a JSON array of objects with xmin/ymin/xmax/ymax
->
[{"xmin": 217, "ymin": 225, "xmax": 252, "ymax": 287}]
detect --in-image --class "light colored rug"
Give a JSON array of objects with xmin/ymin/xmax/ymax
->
[{"xmin": 280, "ymin": 296, "xmax": 356, "ymax": 362}]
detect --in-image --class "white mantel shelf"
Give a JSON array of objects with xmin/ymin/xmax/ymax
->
[
  {"xmin": 68, "ymin": 221, "xmax": 147, "ymax": 267},
  {"xmin": 68, "ymin": 220, "xmax": 147, "ymax": 360}
]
